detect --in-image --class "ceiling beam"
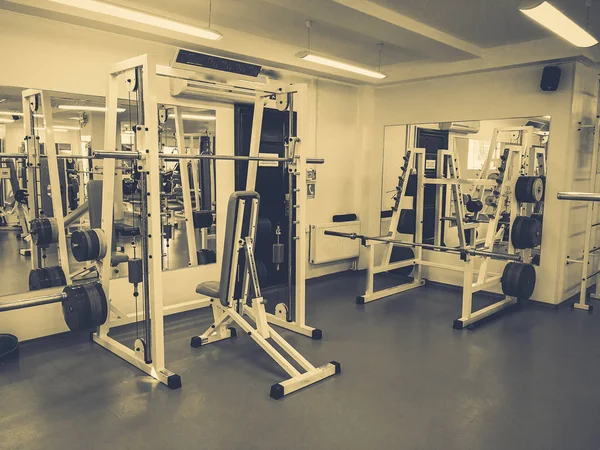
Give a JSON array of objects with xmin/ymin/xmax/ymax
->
[{"xmin": 332, "ymin": 0, "xmax": 483, "ymax": 58}]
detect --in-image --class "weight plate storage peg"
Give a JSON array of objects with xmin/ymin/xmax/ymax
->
[
  {"xmin": 29, "ymin": 266, "xmax": 67, "ymax": 291},
  {"xmin": 71, "ymin": 229, "xmax": 107, "ymax": 262},
  {"xmin": 62, "ymin": 282, "xmax": 108, "ymax": 332},
  {"xmin": 30, "ymin": 217, "xmax": 59, "ymax": 247},
  {"xmin": 515, "ymin": 176, "xmax": 544, "ymax": 203},
  {"xmin": 501, "ymin": 262, "xmax": 536, "ymax": 301},
  {"xmin": 511, "ymin": 216, "xmax": 542, "ymax": 249}
]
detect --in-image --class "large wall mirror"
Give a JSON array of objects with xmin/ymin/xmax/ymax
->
[
  {"xmin": 0, "ymin": 86, "xmax": 217, "ymax": 297},
  {"xmin": 381, "ymin": 117, "xmax": 550, "ymax": 263}
]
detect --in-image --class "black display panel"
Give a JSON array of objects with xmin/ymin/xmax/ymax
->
[{"xmin": 175, "ymin": 49, "xmax": 262, "ymax": 77}]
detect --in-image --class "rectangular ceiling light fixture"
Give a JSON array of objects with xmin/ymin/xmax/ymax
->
[
  {"xmin": 172, "ymin": 114, "xmax": 217, "ymax": 121},
  {"xmin": 296, "ymin": 52, "xmax": 387, "ymax": 79},
  {"xmin": 58, "ymin": 105, "xmax": 126, "ymax": 113},
  {"xmin": 520, "ymin": 1, "xmax": 598, "ymax": 47},
  {"xmin": 47, "ymin": 0, "xmax": 222, "ymax": 41},
  {"xmin": 35, "ymin": 126, "xmax": 80, "ymax": 132},
  {"xmin": 0, "ymin": 111, "xmax": 23, "ymax": 117}
]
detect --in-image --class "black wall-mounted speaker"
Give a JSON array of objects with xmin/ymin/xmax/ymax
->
[{"xmin": 540, "ymin": 66, "xmax": 561, "ymax": 92}]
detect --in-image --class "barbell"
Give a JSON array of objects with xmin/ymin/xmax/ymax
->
[
  {"xmin": 0, "ymin": 282, "xmax": 108, "ymax": 332},
  {"xmin": 557, "ymin": 192, "xmax": 600, "ymax": 202},
  {"xmin": 1, "ymin": 151, "xmax": 325, "ymax": 164},
  {"xmin": 324, "ymin": 230, "xmax": 521, "ymax": 262}
]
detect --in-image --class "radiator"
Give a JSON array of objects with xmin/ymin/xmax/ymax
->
[{"xmin": 309, "ymin": 221, "xmax": 360, "ymax": 264}]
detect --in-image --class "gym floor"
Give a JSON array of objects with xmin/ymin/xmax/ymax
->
[{"xmin": 1, "ymin": 270, "xmax": 600, "ymax": 450}]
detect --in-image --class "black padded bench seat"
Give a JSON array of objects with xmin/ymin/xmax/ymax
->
[
  {"xmin": 196, "ymin": 280, "xmax": 220, "ymax": 298},
  {"xmin": 195, "ymin": 191, "xmax": 259, "ymax": 305}
]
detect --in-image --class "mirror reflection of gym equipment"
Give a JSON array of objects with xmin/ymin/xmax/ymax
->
[{"xmin": 2, "ymin": 0, "xmax": 600, "ymax": 447}]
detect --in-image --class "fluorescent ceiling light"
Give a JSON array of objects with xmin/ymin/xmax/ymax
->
[
  {"xmin": 34, "ymin": 126, "xmax": 80, "ymax": 131},
  {"xmin": 0, "ymin": 111, "xmax": 23, "ymax": 117},
  {"xmin": 297, "ymin": 52, "xmax": 387, "ymax": 79},
  {"xmin": 169, "ymin": 114, "xmax": 217, "ymax": 121},
  {"xmin": 520, "ymin": 1, "xmax": 598, "ymax": 48},
  {"xmin": 46, "ymin": 0, "xmax": 222, "ymax": 41},
  {"xmin": 0, "ymin": 118, "xmax": 15, "ymax": 124},
  {"xmin": 58, "ymin": 105, "xmax": 126, "ymax": 113}
]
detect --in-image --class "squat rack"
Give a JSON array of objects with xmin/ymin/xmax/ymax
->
[{"xmin": 343, "ymin": 126, "xmax": 541, "ymax": 329}]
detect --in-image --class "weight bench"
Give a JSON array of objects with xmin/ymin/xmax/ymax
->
[{"xmin": 191, "ymin": 191, "xmax": 340, "ymax": 399}]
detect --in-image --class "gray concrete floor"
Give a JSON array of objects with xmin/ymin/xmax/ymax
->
[{"xmin": 1, "ymin": 269, "xmax": 600, "ymax": 450}]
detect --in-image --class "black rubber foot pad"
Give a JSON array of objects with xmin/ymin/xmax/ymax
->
[
  {"xmin": 452, "ymin": 319, "xmax": 464, "ymax": 330},
  {"xmin": 330, "ymin": 361, "xmax": 342, "ymax": 375},
  {"xmin": 311, "ymin": 328, "xmax": 323, "ymax": 340},
  {"xmin": 269, "ymin": 383, "xmax": 284, "ymax": 400},
  {"xmin": 190, "ymin": 336, "xmax": 203, "ymax": 348},
  {"xmin": 356, "ymin": 296, "xmax": 365, "ymax": 305},
  {"xmin": 228, "ymin": 327, "xmax": 237, "ymax": 337},
  {"xmin": 167, "ymin": 374, "xmax": 182, "ymax": 390}
]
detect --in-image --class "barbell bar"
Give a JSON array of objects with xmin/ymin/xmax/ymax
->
[
  {"xmin": 557, "ymin": 192, "xmax": 600, "ymax": 202},
  {"xmin": 0, "ymin": 291, "xmax": 64, "ymax": 313},
  {"xmin": 1, "ymin": 151, "xmax": 324, "ymax": 164},
  {"xmin": 324, "ymin": 230, "xmax": 521, "ymax": 262}
]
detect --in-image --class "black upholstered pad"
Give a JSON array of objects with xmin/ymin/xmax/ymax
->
[{"xmin": 195, "ymin": 280, "xmax": 220, "ymax": 298}]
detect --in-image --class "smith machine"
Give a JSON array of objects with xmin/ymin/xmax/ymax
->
[
  {"xmin": 329, "ymin": 126, "xmax": 544, "ymax": 329},
  {"xmin": 0, "ymin": 54, "xmax": 335, "ymax": 396},
  {"xmin": 0, "ymin": 90, "xmax": 97, "ymax": 291}
]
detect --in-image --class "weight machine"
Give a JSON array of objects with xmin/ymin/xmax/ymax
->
[{"xmin": 332, "ymin": 126, "xmax": 543, "ymax": 329}]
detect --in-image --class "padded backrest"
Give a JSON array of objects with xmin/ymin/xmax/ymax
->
[
  {"xmin": 87, "ymin": 180, "xmax": 103, "ymax": 229},
  {"xmin": 219, "ymin": 191, "xmax": 260, "ymax": 306}
]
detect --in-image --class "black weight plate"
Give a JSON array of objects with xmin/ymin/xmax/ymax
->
[
  {"xmin": 197, "ymin": 249, "xmax": 217, "ymax": 265},
  {"xmin": 193, "ymin": 211, "xmax": 213, "ymax": 229},
  {"xmin": 29, "ymin": 268, "xmax": 49, "ymax": 291},
  {"xmin": 397, "ymin": 209, "xmax": 416, "ymax": 234},
  {"xmin": 510, "ymin": 216, "xmax": 525, "ymax": 249},
  {"xmin": 515, "ymin": 263, "xmax": 536, "ymax": 300},
  {"xmin": 527, "ymin": 218, "xmax": 542, "ymax": 248},
  {"xmin": 62, "ymin": 284, "xmax": 94, "ymax": 331},
  {"xmin": 466, "ymin": 199, "xmax": 483, "ymax": 213},
  {"xmin": 502, "ymin": 262, "xmax": 536, "ymax": 300},
  {"xmin": 501, "ymin": 263, "xmax": 519, "ymax": 297},
  {"xmin": 85, "ymin": 283, "xmax": 108, "ymax": 327},
  {"xmin": 389, "ymin": 247, "xmax": 415, "ymax": 277},
  {"xmin": 47, "ymin": 266, "xmax": 67, "ymax": 288},
  {"xmin": 71, "ymin": 230, "xmax": 92, "ymax": 261},
  {"xmin": 515, "ymin": 176, "xmax": 544, "ymax": 203}
]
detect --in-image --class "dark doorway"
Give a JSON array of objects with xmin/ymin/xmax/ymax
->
[
  {"xmin": 415, "ymin": 128, "xmax": 449, "ymax": 243},
  {"xmin": 234, "ymin": 104, "xmax": 295, "ymax": 289}
]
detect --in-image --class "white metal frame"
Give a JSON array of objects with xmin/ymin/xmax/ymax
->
[
  {"xmin": 564, "ymin": 118, "xmax": 600, "ymax": 311},
  {"xmin": 92, "ymin": 55, "xmax": 181, "ymax": 389},
  {"xmin": 360, "ymin": 126, "xmax": 542, "ymax": 328},
  {"xmin": 191, "ymin": 194, "xmax": 339, "ymax": 399},
  {"xmin": 22, "ymin": 90, "xmax": 72, "ymax": 283}
]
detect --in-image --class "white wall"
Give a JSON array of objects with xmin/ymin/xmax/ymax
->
[
  {"xmin": 0, "ymin": 11, "xmax": 362, "ymax": 339},
  {"xmin": 561, "ymin": 63, "xmax": 600, "ymax": 299},
  {"xmin": 365, "ymin": 62, "xmax": 577, "ymax": 305}
]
